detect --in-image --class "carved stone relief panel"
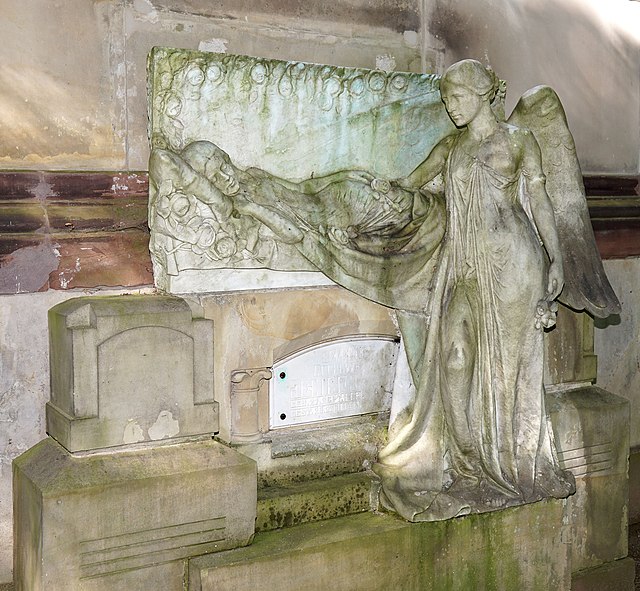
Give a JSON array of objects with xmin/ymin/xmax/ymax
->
[{"xmin": 147, "ymin": 48, "xmax": 454, "ymax": 292}]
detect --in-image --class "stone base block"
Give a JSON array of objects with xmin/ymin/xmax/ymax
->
[
  {"xmin": 189, "ymin": 498, "xmax": 571, "ymax": 591},
  {"xmin": 547, "ymin": 386, "xmax": 629, "ymax": 572},
  {"xmin": 571, "ymin": 557, "xmax": 635, "ymax": 591},
  {"xmin": 13, "ymin": 438, "xmax": 256, "ymax": 591}
]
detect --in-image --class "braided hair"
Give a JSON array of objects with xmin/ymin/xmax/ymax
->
[{"xmin": 441, "ymin": 59, "xmax": 500, "ymax": 101}]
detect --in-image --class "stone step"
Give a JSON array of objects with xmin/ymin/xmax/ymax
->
[
  {"xmin": 188, "ymin": 498, "xmax": 571, "ymax": 591},
  {"xmin": 256, "ymin": 471, "xmax": 373, "ymax": 532}
]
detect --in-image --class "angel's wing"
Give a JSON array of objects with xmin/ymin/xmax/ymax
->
[{"xmin": 508, "ymin": 85, "xmax": 620, "ymax": 318}]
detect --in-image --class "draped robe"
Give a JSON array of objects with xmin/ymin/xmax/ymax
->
[{"xmin": 292, "ymin": 134, "xmax": 574, "ymax": 521}]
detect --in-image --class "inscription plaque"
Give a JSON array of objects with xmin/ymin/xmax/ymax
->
[{"xmin": 270, "ymin": 336, "xmax": 398, "ymax": 428}]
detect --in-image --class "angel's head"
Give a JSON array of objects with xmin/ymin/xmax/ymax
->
[{"xmin": 440, "ymin": 60, "xmax": 499, "ymax": 127}]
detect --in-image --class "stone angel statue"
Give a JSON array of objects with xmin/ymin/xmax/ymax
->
[{"xmin": 148, "ymin": 59, "xmax": 619, "ymax": 522}]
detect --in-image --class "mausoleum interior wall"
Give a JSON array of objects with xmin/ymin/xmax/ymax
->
[
  {"xmin": 0, "ymin": 0, "xmax": 637, "ymax": 173},
  {"xmin": 429, "ymin": 0, "xmax": 640, "ymax": 175},
  {"xmin": 0, "ymin": 0, "xmax": 639, "ymax": 584}
]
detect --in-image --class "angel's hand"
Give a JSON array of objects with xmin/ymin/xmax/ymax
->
[{"xmin": 546, "ymin": 260, "xmax": 564, "ymax": 300}]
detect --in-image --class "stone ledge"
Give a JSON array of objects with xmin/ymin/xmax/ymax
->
[
  {"xmin": 189, "ymin": 499, "xmax": 570, "ymax": 591},
  {"xmin": 257, "ymin": 472, "xmax": 372, "ymax": 532}
]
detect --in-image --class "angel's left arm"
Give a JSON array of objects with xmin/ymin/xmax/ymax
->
[{"xmin": 521, "ymin": 130, "xmax": 564, "ymax": 300}]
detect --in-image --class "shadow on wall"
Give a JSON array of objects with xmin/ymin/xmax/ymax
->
[{"xmin": 429, "ymin": 0, "xmax": 640, "ymax": 174}]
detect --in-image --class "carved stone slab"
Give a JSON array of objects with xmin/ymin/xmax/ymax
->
[
  {"xmin": 148, "ymin": 48, "xmax": 452, "ymax": 183},
  {"xmin": 270, "ymin": 336, "xmax": 398, "ymax": 428},
  {"xmin": 46, "ymin": 295, "xmax": 216, "ymax": 452},
  {"xmin": 147, "ymin": 48, "xmax": 454, "ymax": 292}
]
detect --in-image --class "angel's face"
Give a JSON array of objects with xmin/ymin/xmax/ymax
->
[{"xmin": 441, "ymin": 82, "xmax": 483, "ymax": 127}]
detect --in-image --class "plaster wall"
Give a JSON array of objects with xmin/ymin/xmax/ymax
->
[
  {"xmin": 0, "ymin": 0, "xmax": 638, "ymax": 172},
  {"xmin": 0, "ymin": 1, "xmax": 127, "ymax": 170},
  {"xmin": 0, "ymin": 0, "xmax": 428, "ymax": 171},
  {"xmin": 430, "ymin": 0, "xmax": 640, "ymax": 174}
]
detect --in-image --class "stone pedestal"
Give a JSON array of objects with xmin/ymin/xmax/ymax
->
[
  {"xmin": 13, "ymin": 438, "xmax": 256, "ymax": 591},
  {"xmin": 190, "ymin": 499, "xmax": 571, "ymax": 591},
  {"xmin": 548, "ymin": 386, "xmax": 630, "ymax": 574},
  {"xmin": 13, "ymin": 294, "xmax": 257, "ymax": 591}
]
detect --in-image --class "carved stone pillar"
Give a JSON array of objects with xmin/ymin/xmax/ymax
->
[{"xmin": 230, "ymin": 368, "xmax": 272, "ymax": 444}]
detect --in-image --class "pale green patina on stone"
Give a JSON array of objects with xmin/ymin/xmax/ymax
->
[
  {"xmin": 148, "ymin": 48, "xmax": 453, "ymax": 182},
  {"xmin": 190, "ymin": 499, "xmax": 571, "ymax": 591},
  {"xmin": 146, "ymin": 48, "xmax": 455, "ymax": 290}
]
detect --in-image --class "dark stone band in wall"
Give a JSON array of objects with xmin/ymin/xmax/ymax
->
[
  {"xmin": 0, "ymin": 171, "xmax": 637, "ymax": 294},
  {"xmin": 0, "ymin": 172, "xmax": 152, "ymax": 294}
]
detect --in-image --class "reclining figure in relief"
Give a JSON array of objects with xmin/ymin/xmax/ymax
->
[{"xmin": 149, "ymin": 59, "xmax": 619, "ymax": 522}]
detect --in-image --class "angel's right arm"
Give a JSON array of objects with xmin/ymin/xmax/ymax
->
[{"xmin": 398, "ymin": 133, "xmax": 457, "ymax": 190}]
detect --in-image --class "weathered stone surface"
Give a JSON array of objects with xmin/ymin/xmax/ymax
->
[
  {"xmin": 200, "ymin": 287, "xmax": 398, "ymax": 443},
  {"xmin": 571, "ymin": 557, "xmax": 635, "ymax": 591},
  {"xmin": 595, "ymin": 258, "xmax": 640, "ymax": 448},
  {"xmin": 0, "ymin": 171, "xmax": 152, "ymax": 294},
  {"xmin": 629, "ymin": 449, "xmax": 640, "ymax": 524},
  {"xmin": 13, "ymin": 437, "xmax": 256, "ymax": 591},
  {"xmin": 147, "ymin": 49, "xmax": 453, "ymax": 292},
  {"xmin": 544, "ymin": 305, "xmax": 597, "ymax": 386},
  {"xmin": 47, "ymin": 294, "xmax": 216, "ymax": 451},
  {"xmin": 240, "ymin": 416, "xmax": 388, "ymax": 489},
  {"xmin": 256, "ymin": 472, "xmax": 372, "ymax": 532},
  {"xmin": 127, "ymin": 6, "xmax": 428, "ymax": 170},
  {"xmin": 0, "ymin": 288, "xmax": 153, "ymax": 582},
  {"xmin": 149, "ymin": 49, "xmax": 619, "ymax": 523},
  {"xmin": 149, "ymin": 0, "xmax": 422, "ymax": 33},
  {"xmin": 190, "ymin": 499, "xmax": 570, "ymax": 591},
  {"xmin": 547, "ymin": 386, "xmax": 629, "ymax": 572},
  {"xmin": 47, "ymin": 231, "xmax": 152, "ymax": 290},
  {"xmin": 148, "ymin": 50, "xmax": 449, "ymax": 183}
]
